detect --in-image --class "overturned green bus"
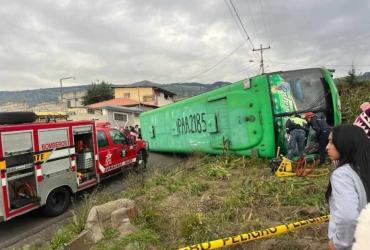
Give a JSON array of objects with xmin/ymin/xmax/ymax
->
[{"xmin": 140, "ymin": 68, "xmax": 341, "ymax": 158}]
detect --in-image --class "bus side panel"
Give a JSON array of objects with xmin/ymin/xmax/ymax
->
[
  {"xmin": 207, "ymin": 98, "xmax": 230, "ymax": 150},
  {"xmin": 140, "ymin": 77, "xmax": 276, "ymax": 158}
]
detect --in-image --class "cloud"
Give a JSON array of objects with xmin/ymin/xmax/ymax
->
[{"xmin": 0, "ymin": 0, "xmax": 369, "ymax": 90}]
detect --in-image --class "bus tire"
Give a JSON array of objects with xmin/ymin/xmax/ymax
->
[
  {"xmin": 0, "ymin": 112, "xmax": 37, "ymax": 125},
  {"xmin": 136, "ymin": 150, "xmax": 147, "ymax": 171},
  {"xmin": 41, "ymin": 187, "xmax": 70, "ymax": 217}
]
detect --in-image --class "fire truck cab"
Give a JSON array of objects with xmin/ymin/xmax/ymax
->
[{"xmin": 0, "ymin": 115, "xmax": 147, "ymax": 222}]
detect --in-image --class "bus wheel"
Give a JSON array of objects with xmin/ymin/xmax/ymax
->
[
  {"xmin": 42, "ymin": 187, "xmax": 70, "ymax": 217},
  {"xmin": 136, "ymin": 150, "xmax": 147, "ymax": 171}
]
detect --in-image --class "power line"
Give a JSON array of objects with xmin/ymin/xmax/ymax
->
[
  {"xmin": 227, "ymin": 0, "xmax": 271, "ymax": 73},
  {"xmin": 243, "ymin": 0, "xmax": 259, "ymax": 44},
  {"xmin": 258, "ymin": 0, "xmax": 272, "ymax": 46},
  {"xmin": 180, "ymin": 42, "xmax": 246, "ymax": 83},
  {"xmin": 229, "ymin": 0, "xmax": 255, "ymax": 50},
  {"xmin": 223, "ymin": 0, "xmax": 258, "ymax": 61},
  {"xmin": 224, "ymin": 0, "xmax": 247, "ymax": 43}
]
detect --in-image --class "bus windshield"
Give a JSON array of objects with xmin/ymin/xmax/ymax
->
[{"xmin": 269, "ymin": 68, "xmax": 327, "ymax": 115}]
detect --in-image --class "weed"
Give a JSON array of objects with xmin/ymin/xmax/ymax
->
[
  {"xmin": 187, "ymin": 180, "xmax": 209, "ymax": 196},
  {"xmin": 49, "ymin": 225, "xmax": 76, "ymax": 250},
  {"xmin": 45, "ymin": 188, "xmax": 120, "ymax": 249},
  {"xmin": 205, "ymin": 165, "xmax": 230, "ymax": 180},
  {"xmin": 44, "ymin": 153, "xmax": 331, "ymax": 250},
  {"xmin": 95, "ymin": 228, "xmax": 160, "ymax": 250},
  {"xmin": 119, "ymin": 229, "xmax": 161, "ymax": 249},
  {"xmin": 180, "ymin": 212, "xmax": 212, "ymax": 243},
  {"xmin": 103, "ymin": 227, "xmax": 120, "ymax": 240}
]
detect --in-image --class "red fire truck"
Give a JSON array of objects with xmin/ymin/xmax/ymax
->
[{"xmin": 0, "ymin": 113, "xmax": 147, "ymax": 222}]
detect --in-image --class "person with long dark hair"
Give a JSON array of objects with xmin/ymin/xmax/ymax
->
[{"xmin": 326, "ymin": 124, "xmax": 370, "ymax": 250}]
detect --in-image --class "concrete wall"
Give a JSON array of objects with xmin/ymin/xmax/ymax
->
[
  {"xmin": 114, "ymin": 87, "xmax": 153, "ymax": 102},
  {"xmin": 155, "ymin": 91, "xmax": 175, "ymax": 106},
  {"xmin": 63, "ymin": 91, "xmax": 86, "ymax": 108},
  {"xmin": 106, "ymin": 110, "xmax": 138, "ymax": 128}
]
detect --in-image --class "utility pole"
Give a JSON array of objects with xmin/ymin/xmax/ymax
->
[
  {"xmin": 253, "ymin": 44, "xmax": 271, "ymax": 74},
  {"xmin": 59, "ymin": 76, "xmax": 76, "ymax": 103},
  {"xmin": 137, "ymin": 88, "xmax": 141, "ymax": 109}
]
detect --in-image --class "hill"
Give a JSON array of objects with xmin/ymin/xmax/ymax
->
[
  {"xmin": 0, "ymin": 81, "xmax": 231, "ymax": 106},
  {"xmin": 0, "ymin": 85, "xmax": 89, "ymax": 106},
  {"xmin": 130, "ymin": 80, "xmax": 231, "ymax": 97}
]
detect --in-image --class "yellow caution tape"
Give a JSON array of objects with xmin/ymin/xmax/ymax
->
[
  {"xmin": 179, "ymin": 215, "xmax": 329, "ymax": 250},
  {"xmin": 0, "ymin": 160, "xmax": 6, "ymax": 170}
]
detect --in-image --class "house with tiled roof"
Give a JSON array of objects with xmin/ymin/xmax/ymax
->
[
  {"xmin": 112, "ymin": 85, "xmax": 176, "ymax": 107},
  {"xmin": 68, "ymin": 98, "xmax": 157, "ymax": 127},
  {"xmin": 87, "ymin": 98, "xmax": 157, "ymax": 109}
]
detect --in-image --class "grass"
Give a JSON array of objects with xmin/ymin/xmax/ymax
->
[
  {"xmin": 30, "ymin": 187, "xmax": 122, "ymax": 250},
  {"xmin": 337, "ymin": 82, "xmax": 369, "ymax": 123},
  {"xmin": 115, "ymin": 155, "xmax": 330, "ymax": 249},
  {"xmin": 40, "ymin": 154, "xmax": 327, "ymax": 249},
  {"xmin": 29, "ymin": 156, "xmax": 331, "ymax": 250}
]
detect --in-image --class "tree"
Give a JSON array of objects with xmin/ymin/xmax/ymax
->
[
  {"xmin": 83, "ymin": 81, "xmax": 114, "ymax": 105},
  {"xmin": 345, "ymin": 63, "xmax": 358, "ymax": 86}
]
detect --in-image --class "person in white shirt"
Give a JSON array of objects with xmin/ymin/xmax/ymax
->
[{"xmin": 326, "ymin": 124, "xmax": 370, "ymax": 250}]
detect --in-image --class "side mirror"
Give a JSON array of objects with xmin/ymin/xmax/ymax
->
[{"xmin": 121, "ymin": 149, "xmax": 127, "ymax": 157}]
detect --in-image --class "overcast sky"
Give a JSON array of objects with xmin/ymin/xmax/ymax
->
[{"xmin": 1, "ymin": 0, "xmax": 370, "ymax": 90}]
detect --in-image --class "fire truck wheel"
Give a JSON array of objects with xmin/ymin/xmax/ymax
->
[
  {"xmin": 42, "ymin": 187, "xmax": 71, "ymax": 217},
  {"xmin": 136, "ymin": 150, "xmax": 147, "ymax": 171}
]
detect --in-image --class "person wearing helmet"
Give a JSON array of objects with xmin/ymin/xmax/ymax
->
[
  {"xmin": 285, "ymin": 115, "xmax": 308, "ymax": 160},
  {"xmin": 305, "ymin": 112, "xmax": 331, "ymax": 165}
]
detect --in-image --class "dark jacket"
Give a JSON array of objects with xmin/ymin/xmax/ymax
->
[{"xmin": 310, "ymin": 116, "xmax": 331, "ymax": 135}]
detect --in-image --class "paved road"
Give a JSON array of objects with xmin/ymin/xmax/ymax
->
[{"xmin": 0, "ymin": 152, "xmax": 185, "ymax": 250}]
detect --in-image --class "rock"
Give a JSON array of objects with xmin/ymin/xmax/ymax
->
[
  {"xmin": 117, "ymin": 218, "xmax": 138, "ymax": 237},
  {"xmin": 85, "ymin": 207, "xmax": 104, "ymax": 242},
  {"xmin": 64, "ymin": 230, "xmax": 93, "ymax": 250},
  {"xmin": 85, "ymin": 198, "xmax": 137, "ymax": 243},
  {"xmin": 111, "ymin": 207, "xmax": 129, "ymax": 228}
]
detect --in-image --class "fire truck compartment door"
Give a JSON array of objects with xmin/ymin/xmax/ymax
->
[
  {"xmin": 38, "ymin": 129, "xmax": 70, "ymax": 175},
  {"xmin": 73, "ymin": 125, "xmax": 93, "ymax": 134},
  {"xmin": 1, "ymin": 131, "xmax": 33, "ymax": 156}
]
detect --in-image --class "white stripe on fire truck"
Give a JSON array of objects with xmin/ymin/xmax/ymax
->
[
  {"xmin": 95, "ymin": 154, "xmax": 99, "ymax": 160},
  {"xmin": 36, "ymin": 168, "xmax": 42, "ymax": 176},
  {"xmin": 69, "ymin": 147, "xmax": 76, "ymax": 155},
  {"xmin": 47, "ymin": 147, "xmax": 73, "ymax": 160},
  {"xmin": 98, "ymin": 163, "xmax": 105, "ymax": 173},
  {"xmin": 1, "ymin": 178, "xmax": 6, "ymax": 187},
  {"xmin": 71, "ymin": 160, "xmax": 76, "ymax": 167},
  {"xmin": 99, "ymin": 158, "xmax": 137, "ymax": 173}
]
